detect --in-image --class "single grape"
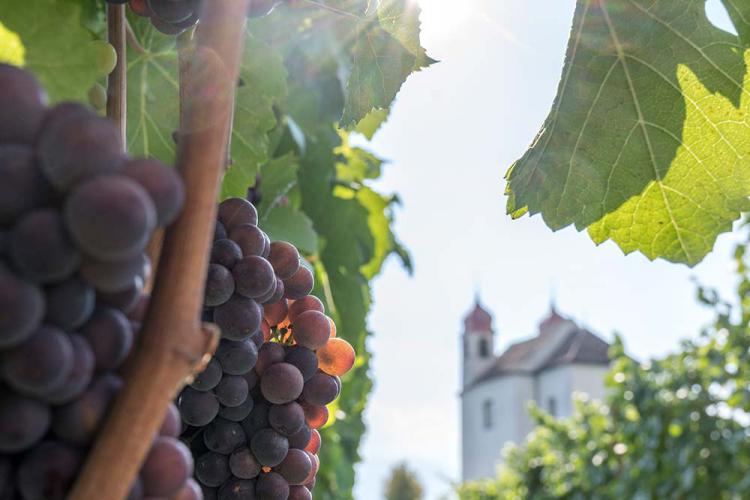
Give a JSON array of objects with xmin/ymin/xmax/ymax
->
[
  {"xmin": 218, "ymin": 197, "xmax": 258, "ymax": 231},
  {"xmin": 42, "ymin": 333, "xmax": 95, "ymax": 405},
  {"xmin": 122, "ymin": 157, "xmax": 185, "ymax": 226},
  {"xmin": 215, "ymin": 338, "xmax": 258, "ymax": 375},
  {"xmin": 9, "ymin": 209, "xmax": 81, "ymax": 283},
  {"xmin": 303, "ymin": 452, "xmax": 319, "ymax": 485},
  {"xmin": 179, "ymin": 387, "xmax": 220, "ymax": 426},
  {"xmin": 288, "ymin": 485, "xmax": 313, "ymax": 500},
  {"xmin": 214, "ymin": 221, "xmax": 228, "ymax": 241},
  {"xmin": 191, "ymin": 358, "xmax": 223, "ymax": 391},
  {"xmin": 284, "ymin": 345, "xmax": 318, "ymax": 382},
  {"xmin": 218, "ymin": 477, "xmax": 256, "ymax": 500},
  {"xmin": 45, "ymin": 277, "xmax": 95, "ymax": 329},
  {"xmin": 277, "ymin": 448, "xmax": 312, "ymax": 486},
  {"xmin": 2, "ymin": 325, "xmax": 74, "ymax": 396},
  {"xmin": 81, "ymin": 307, "xmax": 134, "ymax": 372},
  {"xmin": 302, "ymin": 372, "xmax": 340, "ymax": 406},
  {"xmin": 0, "ymin": 265, "xmax": 44, "ymax": 348},
  {"xmin": 267, "ymin": 241, "xmax": 300, "ymax": 280},
  {"xmin": 0, "ymin": 64, "xmax": 48, "ymax": 145},
  {"xmin": 261, "ymin": 278, "xmax": 284, "ymax": 305},
  {"xmin": 0, "ymin": 145, "xmax": 51, "ymax": 225},
  {"xmin": 0, "ymin": 390, "xmax": 50, "ymax": 453},
  {"xmin": 287, "ymin": 424, "xmax": 311, "ymax": 450},
  {"xmin": 255, "ymin": 342, "xmax": 286, "ymax": 376},
  {"xmin": 87, "ymin": 82, "xmax": 107, "ymax": 110},
  {"xmin": 205, "ymin": 263, "xmax": 235, "ymax": 307},
  {"xmin": 195, "ymin": 452, "xmax": 231, "ymax": 488},
  {"xmin": 52, "ymin": 374, "xmax": 122, "ymax": 445},
  {"xmin": 219, "ymin": 393, "xmax": 254, "ymax": 422},
  {"xmin": 64, "ymin": 174, "xmax": 157, "ymax": 261},
  {"xmin": 173, "ymin": 478, "xmax": 203, "ymax": 500},
  {"xmin": 213, "ymin": 295, "xmax": 262, "ymax": 341},
  {"xmin": 263, "ymin": 299, "xmax": 288, "ymax": 327},
  {"xmin": 283, "ymin": 266, "xmax": 314, "ymax": 300},
  {"xmin": 305, "ymin": 429, "xmax": 321, "ymax": 454},
  {"xmin": 129, "ymin": 0, "xmax": 153, "ymax": 16},
  {"xmin": 291, "ymin": 310, "xmax": 330, "ymax": 350},
  {"xmin": 211, "ymin": 238, "xmax": 243, "ymax": 269},
  {"xmin": 240, "ymin": 401, "xmax": 269, "ymax": 439},
  {"xmin": 317, "ymin": 337, "xmax": 356, "ymax": 376},
  {"xmin": 147, "ymin": 0, "xmax": 197, "ymax": 23},
  {"xmin": 81, "ymin": 253, "xmax": 149, "ymax": 293},
  {"xmin": 301, "ymin": 402, "xmax": 328, "ymax": 430},
  {"xmin": 255, "ymin": 471, "xmax": 289, "ymax": 500},
  {"xmin": 37, "ymin": 111, "xmax": 123, "ymax": 191},
  {"xmin": 287, "ymin": 295, "xmax": 324, "ymax": 324},
  {"xmin": 214, "ymin": 375, "xmax": 249, "ymax": 408},
  {"xmin": 160, "ymin": 402, "xmax": 183, "ymax": 438},
  {"xmin": 97, "ymin": 279, "xmax": 144, "ymax": 314},
  {"xmin": 141, "ymin": 436, "xmax": 194, "ymax": 497},
  {"xmin": 250, "ymin": 428, "xmax": 289, "ymax": 467},
  {"xmin": 229, "ymin": 223, "xmax": 266, "ymax": 258},
  {"xmin": 204, "ymin": 417, "xmax": 246, "ymax": 454},
  {"xmin": 268, "ymin": 401, "xmax": 305, "ymax": 437},
  {"xmin": 229, "ymin": 447, "xmax": 261, "ymax": 479},
  {"xmin": 243, "ymin": 368, "xmax": 259, "ymax": 390},
  {"xmin": 16, "ymin": 441, "xmax": 82, "ymax": 500}
]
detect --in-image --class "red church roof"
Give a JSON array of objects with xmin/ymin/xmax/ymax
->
[{"xmin": 464, "ymin": 300, "xmax": 492, "ymax": 332}]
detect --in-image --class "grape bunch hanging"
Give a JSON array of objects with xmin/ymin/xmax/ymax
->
[
  {"xmin": 106, "ymin": 0, "xmax": 284, "ymax": 36},
  {"xmin": 0, "ymin": 64, "xmax": 199, "ymax": 499},
  {"xmin": 178, "ymin": 197, "xmax": 356, "ymax": 499}
]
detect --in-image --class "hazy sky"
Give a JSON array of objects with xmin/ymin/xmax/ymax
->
[{"xmin": 353, "ymin": 1, "xmax": 739, "ymax": 499}]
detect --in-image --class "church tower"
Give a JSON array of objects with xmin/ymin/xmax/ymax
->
[{"xmin": 461, "ymin": 296, "xmax": 495, "ymax": 388}]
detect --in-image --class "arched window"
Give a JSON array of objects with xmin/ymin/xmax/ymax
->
[
  {"xmin": 479, "ymin": 338, "xmax": 489, "ymax": 358},
  {"xmin": 482, "ymin": 399, "xmax": 493, "ymax": 429},
  {"xmin": 547, "ymin": 397, "xmax": 557, "ymax": 417}
]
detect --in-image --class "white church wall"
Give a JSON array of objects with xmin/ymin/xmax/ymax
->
[
  {"xmin": 570, "ymin": 364, "xmax": 610, "ymax": 402},
  {"xmin": 537, "ymin": 365, "xmax": 573, "ymax": 417}
]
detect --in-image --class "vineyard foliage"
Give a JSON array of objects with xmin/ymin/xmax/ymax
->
[
  {"xmin": 0, "ymin": 0, "xmax": 431, "ymax": 497},
  {"xmin": 506, "ymin": 0, "xmax": 750, "ymax": 266}
]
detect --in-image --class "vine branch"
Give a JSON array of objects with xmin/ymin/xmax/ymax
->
[
  {"xmin": 106, "ymin": 3, "xmax": 127, "ymax": 149},
  {"xmin": 68, "ymin": 1, "xmax": 250, "ymax": 498}
]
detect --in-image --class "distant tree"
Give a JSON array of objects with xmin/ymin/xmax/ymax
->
[
  {"xmin": 458, "ymin": 225, "xmax": 750, "ymax": 499},
  {"xmin": 385, "ymin": 463, "xmax": 424, "ymax": 500}
]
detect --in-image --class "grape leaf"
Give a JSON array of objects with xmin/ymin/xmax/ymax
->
[
  {"xmin": 0, "ymin": 22, "xmax": 24, "ymax": 66},
  {"xmin": 0, "ymin": 0, "xmax": 112, "ymax": 102},
  {"xmin": 377, "ymin": 0, "xmax": 436, "ymax": 69},
  {"xmin": 256, "ymin": 153, "xmax": 300, "ymax": 219},
  {"xmin": 506, "ymin": 0, "xmax": 750, "ymax": 266},
  {"xmin": 354, "ymin": 107, "xmax": 390, "ymax": 139},
  {"xmin": 722, "ymin": 0, "xmax": 750, "ymax": 44},
  {"xmin": 261, "ymin": 205, "xmax": 318, "ymax": 254}
]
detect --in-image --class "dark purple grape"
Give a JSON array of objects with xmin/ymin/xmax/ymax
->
[
  {"xmin": 263, "ymin": 299, "xmax": 288, "ymax": 327},
  {"xmin": 0, "ymin": 265, "xmax": 44, "ymax": 348},
  {"xmin": 211, "ymin": 238, "xmax": 243, "ymax": 269},
  {"xmin": 2, "ymin": 325, "xmax": 74, "ymax": 395},
  {"xmin": 52, "ymin": 374, "xmax": 121, "ymax": 445},
  {"xmin": 205, "ymin": 263, "xmax": 235, "ymax": 307},
  {"xmin": 150, "ymin": 15, "xmax": 187, "ymax": 35},
  {"xmin": 255, "ymin": 342, "xmax": 285, "ymax": 376},
  {"xmin": 267, "ymin": 241, "xmax": 300, "ymax": 280},
  {"xmin": 16, "ymin": 441, "xmax": 82, "ymax": 500},
  {"xmin": 37, "ymin": 111, "xmax": 123, "ymax": 191},
  {"xmin": 195, "ymin": 451, "xmax": 231, "ymax": 488},
  {"xmin": 204, "ymin": 417, "xmax": 246, "ymax": 454},
  {"xmin": 213, "ymin": 295, "xmax": 262, "ymax": 341},
  {"xmin": 291, "ymin": 310, "xmax": 330, "ymax": 350},
  {"xmin": 243, "ymin": 369, "xmax": 259, "ymax": 390},
  {"xmin": 284, "ymin": 346, "xmax": 318, "ymax": 382},
  {"xmin": 276, "ymin": 448, "xmax": 312, "ymax": 485},
  {"xmin": 219, "ymin": 477, "xmax": 256, "ymax": 500},
  {"xmin": 218, "ymin": 198, "xmax": 258, "ymax": 231},
  {"xmin": 215, "ymin": 375, "xmax": 249, "ymax": 408},
  {"xmin": 97, "ymin": 279, "xmax": 144, "ymax": 314},
  {"xmin": 122, "ymin": 157, "xmax": 185, "ymax": 226},
  {"xmin": 241, "ymin": 401, "xmax": 269, "ymax": 437},
  {"xmin": 289, "ymin": 485, "xmax": 313, "ymax": 500},
  {"xmin": 214, "ymin": 221, "xmax": 228, "ymax": 241},
  {"xmin": 81, "ymin": 307, "xmax": 133, "ymax": 372},
  {"xmin": 147, "ymin": 0, "xmax": 197, "ymax": 22},
  {"xmin": 229, "ymin": 447, "xmax": 261, "ymax": 479},
  {"xmin": 250, "ymin": 428, "xmax": 288, "ymax": 467},
  {"xmin": 45, "ymin": 277, "xmax": 95, "ymax": 329},
  {"xmin": 9, "ymin": 209, "xmax": 80, "ymax": 283},
  {"xmin": 81, "ymin": 253, "xmax": 149, "ymax": 293},
  {"xmin": 141, "ymin": 437, "xmax": 194, "ymax": 497},
  {"xmin": 286, "ymin": 424, "xmax": 311, "ymax": 450},
  {"xmin": 173, "ymin": 477, "xmax": 203, "ymax": 500},
  {"xmin": 179, "ymin": 387, "xmax": 220, "ymax": 426},
  {"xmin": 283, "ymin": 266, "xmax": 314, "ymax": 300},
  {"xmin": 64, "ymin": 174, "xmax": 156, "ymax": 261},
  {"xmin": 219, "ymin": 393, "xmax": 254, "ymax": 422},
  {"xmin": 159, "ymin": 402, "xmax": 183, "ymax": 438},
  {"xmin": 215, "ymin": 338, "xmax": 258, "ymax": 375},
  {"xmin": 229, "ymin": 224, "xmax": 266, "ymax": 257},
  {"xmin": 268, "ymin": 401, "xmax": 305, "ymax": 437},
  {"xmin": 259, "ymin": 278, "xmax": 284, "ymax": 305},
  {"xmin": 191, "ymin": 358, "xmax": 223, "ymax": 391},
  {"xmin": 42, "ymin": 333, "xmax": 95, "ymax": 405},
  {"xmin": 256, "ymin": 471, "xmax": 289, "ymax": 500},
  {"xmin": 287, "ymin": 296, "xmax": 324, "ymax": 323},
  {"xmin": 0, "ymin": 390, "xmax": 50, "ymax": 453},
  {"xmin": 0, "ymin": 145, "xmax": 51, "ymax": 225},
  {"xmin": 0, "ymin": 64, "xmax": 47, "ymax": 145},
  {"xmin": 261, "ymin": 232, "xmax": 271, "ymax": 258},
  {"xmin": 261, "ymin": 362, "xmax": 303, "ymax": 405},
  {"xmin": 302, "ymin": 372, "xmax": 340, "ymax": 406}
]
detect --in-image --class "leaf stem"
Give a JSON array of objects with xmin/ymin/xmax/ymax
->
[
  {"xmin": 125, "ymin": 18, "xmax": 147, "ymax": 55},
  {"xmin": 106, "ymin": 3, "xmax": 127, "ymax": 150}
]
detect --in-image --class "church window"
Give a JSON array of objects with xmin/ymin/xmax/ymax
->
[
  {"xmin": 479, "ymin": 338, "xmax": 489, "ymax": 358},
  {"xmin": 482, "ymin": 399, "xmax": 493, "ymax": 429},
  {"xmin": 547, "ymin": 397, "xmax": 557, "ymax": 417}
]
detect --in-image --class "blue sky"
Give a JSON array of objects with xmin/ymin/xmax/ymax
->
[{"xmin": 352, "ymin": 1, "xmax": 739, "ymax": 499}]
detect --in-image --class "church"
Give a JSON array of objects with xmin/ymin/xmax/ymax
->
[{"xmin": 460, "ymin": 298, "xmax": 612, "ymax": 481}]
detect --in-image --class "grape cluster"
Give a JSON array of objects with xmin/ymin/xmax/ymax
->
[
  {"xmin": 104, "ymin": 0, "xmax": 284, "ymax": 36},
  {"xmin": 0, "ymin": 63, "xmax": 196, "ymax": 499},
  {"xmin": 178, "ymin": 197, "xmax": 356, "ymax": 499}
]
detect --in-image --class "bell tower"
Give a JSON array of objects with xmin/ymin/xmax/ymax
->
[{"xmin": 461, "ymin": 296, "xmax": 495, "ymax": 388}]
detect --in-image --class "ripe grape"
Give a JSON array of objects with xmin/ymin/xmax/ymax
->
[
  {"xmin": 51, "ymin": 374, "xmax": 121, "ymax": 446},
  {"xmin": 305, "ymin": 429, "xmax": 321, "ymax": 454},
  {"xmin": 42, "ymin": 334, "xmax": 95, "ymax": 405},
  {"xmin": 191, "ymin": 358, "xmax": 223, "ymax": 391},
  {"xmin": 233, "ymin": 256, "xmax": 275, "ymax": 299},
  {"xmin": 45, "ymin": 278, "xmax": 96, "ymax": 329},
  {"xmin": 301, "ymin": 372, "xmax": 340, "ymax": 406},
  {"xmin": 255, "ymin": 471, "xmax": 290, "ymax": 500},
  {"xmin": 213, "ymin": 295, "xmax": 262, "ymax": 341},
  {"xmin": 289, "ymin": 485, "xmax": 313, "ymax": 500},
  {"xmin": 81, "ymin": 307, "xmax": 134, "ymax": 372},
  {"xmin": 286, "ymin": 423, "xmax": 311, "ymax": 450},
  {"xmin": 0, "ymin": 390, "xmax": 50, "ymax": 453},
  {"xmin": 9, "ymin": 208, "xmax": 81, "ymax": 283},
  {"xmin": 301, "ymin": 402, "xmax": 328, "ymax": 429},
  {"xmin": 121, "ymin": 157, "xmax": 185, "ymax": 226},
  {"xmin": 204, "ymin": 417, "xmax": 246, "ymax": 454},
  {"xmin": 173, "ymin": 478, "xmax": 203, "ymax": 500},
  {"xmin": 97, "ymin": 279, "xmax": 144, "ymax": 314},
  {"xmin": 0, "ymin": 64, "xmax": 47, "ymax": 145},
  {"xmin": 214, "ymin": 375, "xmax": 249, "ymax": 408},
  {"xmin": 267, "ymin": 241, "xmax": 300, "ymax": 280},
  {"xmin": 261, "ymin": 362, "xmax": 304, "ymax": 405},
  {"xmin": 292, "ymin": 310, "xmax": 330, "ymax": 350},
  {"xmin": 0, "ymin": 145, "xmax": 50, "ymax": 225},
  {"xmin": 160, "ymin": 403, "xmax": 183, "ymax": 438},
  {"xmin": 250, "ymin": 428, "xmax": 288, "ymax": 467},
  {"xmin": 205, "ymin": 263, "xmax": 235, "ymax": 307},
  {"xmin": 218, "ymin": 198, "xmax": 258, "ymax": 231},
  {"xmin": 179, "ymin": 387, "xmax": 220, "ymax": 426},
  {"xmin": 147, "ymin": 0, "xmax": 197, "ymax": 23},
  {"xmin": 211, "ymin": 238, "xmax": 243, "ymax": 269},
  {"xmin": 214, "ymin": 221, "xmax": 228, "ymax": 241},
  {"xmin": 141, "ymin": 437, "xmax": 194, "ymax": 497},
  {"xmin": 255, "ymin": 342, "xmax": 286, "ymax": 376},
  {"xmin": 287, "ymin": 295, "xmax": 324, "ymax": 324},
  {"xmin": 0, "ymin": 265, "xmax": 44, "ymax": 348},
  {"xmin": 64, "ymin": 174, "xmax": 157, "ymax": 261},
  {"xmin": 241, "ymin": 401, "xmax": 269, "ymax": 437},
  {"xmin": 195, "ymin": 452, "xmax": 231, "ymax": 488},
  {"xmin": 219, "ymin": 394, "xmax": 254, "ymax": 422},
  {"xmin": 277, "ymin": 448, "xmax": 312, "ymax": 485},
  {"xmin": 283, "ymin": 266, "xmax": 313, "ymax": 300},
  {"xmin": 268, "ymin": 401, "xmax": 305, "ymax": 436},
  {"xmin": 215, "ymin": 338, "xmax": 258, "ymax": 376},
  {"xmin": 2, "ymin": 325, "xmax": 74, "ymax": 396},
  {"xmin": 263, "ymin": 299, "xmax": 288, "ymax": 327},
  {"xmin": 80, "ymin": 253, "xmax": 149, "ymax": 293},
  {"xmin": 16, "ymin": 441, "xmax": 82, "ymax": 500},
  {"xmin": 229, "ymin": 224, "xmax": 266, "ymax": 257},
  {"xmin": 284, "ymin": 345, "xmax": 318, "ymax": 382},
  {"xmin": 317, "ymin": 337, "xmax": 356, "ymax": 376},
  {"xmin": 218, "ymin": 477, "xmax": 256, "ymax": 500},
  {"xmin": 229, "ymin": 447, "xmax": 261, "ymax": 479}
]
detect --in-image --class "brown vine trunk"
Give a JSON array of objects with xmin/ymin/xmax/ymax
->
[{"xmin": 68, "ymin": 2, "xmax": 249, "ymax": 498}]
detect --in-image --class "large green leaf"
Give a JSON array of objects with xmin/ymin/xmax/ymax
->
[
  {"xmin": 0, "ymin": 0, "xmax": 112, "ymax": 102},
  {"xmin": 506, "ymin": 0, "xmax": 750, "ymax": 265}
]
